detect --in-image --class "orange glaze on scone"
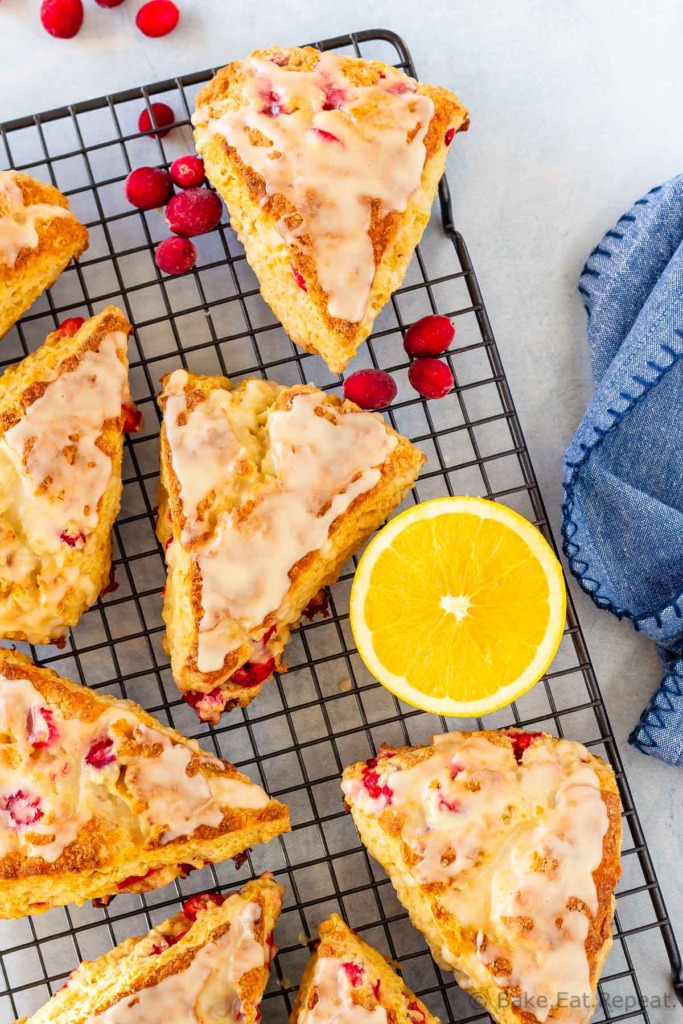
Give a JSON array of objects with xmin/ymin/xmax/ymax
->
[
  {"xmin": 157, "ymin": 370, "xmax": 425, "ymax": 722},
  {"xmin": 15, "ymin": 874, "xmax": 282, "ymax": 1024},
  {"xmin": 0, "ymin": 650, "xmax": 289, "ymax": 919},
  {"xmin": 291, "ymin": 914, "xmax": 438, "ymax": 1024},
  {"xmin": 0, "ymin": 307, "xmax": 134, "ymax": 643},
  {"xmin": 0, "ymin": 171, "xmax": 89, "ymax": 340},
  {"xmin": 193, "ymin": 47, "xmax": 468, "ymax": 372},
  {"xmin": 342, "ymin": 730, "xmax": 622, "ymax": 1024}
]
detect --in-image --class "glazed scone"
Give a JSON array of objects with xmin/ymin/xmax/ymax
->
[
  {"xmin": 342, "ymin": 730, "xmax": 622, "ymax": 1024},
  {"xmin": 157, "ymin": 369, "xmax": 425, "ymax": 722},
  {"xmin": 14, "ymin": 873, "xmax": 283, "ymax": 1024},
  {"xmin": 0, "ymin": 649, "xmax": 290, "ymax": 919},
  {"xmin": 0, "ymin": 306, "xmax": 136, "ymax": 644},
  {"xmin": 292, "ymin": 914, "xmax": 439, "ymax": 1024},
  {"xmin": 193, "ymin": 46, "xmax": 468, "ymax": 373},
  {"xmin": 0, "ymin": 171, "xmax": 89, "ymax": 339}
]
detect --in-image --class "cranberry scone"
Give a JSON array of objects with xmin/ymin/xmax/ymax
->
[
  {"xmin": 292, "ymin": 914, "xmax": 438, "ymax": 1024},
  {"xmin": 192, "ymin": 46, "xmax": 468, "ymax": 373},
  {"xmin": 0, "ymin": 650, "xmax": 289, "ymax": 918},
  {"xmin": 0, "ymin": 306, "xmax": 137, "ymax": 644},
  {"xmin": 0, "ymin": 171, "xmax": 89, "ymax": 339},
  {"xmin": 342, "ymin": 730, "xmax": 622, "ymax": 1024},
  {"xmin": 14, "ymin": 874, "xmax": 282, "ymax": 1024},
  {"xmin": 157, "ymin": 370, "xmax": 425, "ymax": 723}
]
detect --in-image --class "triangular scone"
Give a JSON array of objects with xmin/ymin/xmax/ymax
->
[
  {"xmin": 292, "ymin": 914, "xmax": 439, "ymax": 1024},
  {"xmin": 0, "ymin": 650, "xmax": 290, "ymax": 918},
  {"xmin": 0, "ymin": 305, "xmax": 135, "ymax": 644},
  {"xmin": 15, "ymin": 873, "xmax": 283, "ymax": 1024},
  {"xmin": 0, "ymin": 171, "xmax": 89, "ymax": 340},
  {"xmin": 342, "ymin": 730, "xmax": 622, "ymax": 1024},
  {"xmin": 193, "ymin": 46, "xmax": 468, "ymax": 373},
  {"xmin": 157, "ymin": 369, "xmax": 425, "ymax": 722}
]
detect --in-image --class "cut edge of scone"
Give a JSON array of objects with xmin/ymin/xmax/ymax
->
[
  {"xmin": 156, "ymin": 369, "xmax": 425, "ymax": 722},
  {"xmin": 15, "ymin": 873, "xmax": 283, "ymax": 1024},
  {"xmin": 0, "ymin": 305, "xmax": 134, "ymax": 645},
  {"xmin": 341, "ymin": 729, "xmax": 622, "ymax": 1024},
  {"xmin": 193, "ymin": 46, "xmax": 468, "ymax": 373},
  {"xmin": 0, "ymin": 171, "xmax": 89, "ymax": 341},
  {"xmin": 0, "ymin": 650, "xmax": 290, "ymax": 919},
  {"xmin": 291, "ymin": 913, "xmax": 440, "ymax": 1024}
]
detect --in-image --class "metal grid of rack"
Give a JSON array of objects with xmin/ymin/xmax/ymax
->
[{"xmin": 0, "ymin": 27, "xmax": 680, "ymax": 1024}]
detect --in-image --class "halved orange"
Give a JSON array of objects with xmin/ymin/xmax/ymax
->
[{"xmin": 350, "ymin": 496, "xmax": 566, "ymax": 716}]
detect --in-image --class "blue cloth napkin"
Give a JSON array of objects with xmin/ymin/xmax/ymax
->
[{"xmin": 562, "ymin": 173, "xmax": 683, "ymax": 767}]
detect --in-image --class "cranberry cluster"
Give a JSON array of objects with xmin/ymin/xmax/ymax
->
[
  {"xmin": 342, "ymin": 314, "xmax": 456, "ymax": 411},
  {"xmin": 40, "ymin": 0, "xmax": 179, "ymax": 39}
]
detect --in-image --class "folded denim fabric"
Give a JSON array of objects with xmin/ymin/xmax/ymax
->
[{"xmin": 562, "ymin": 173, "xmax": 683, "ymax": 766}]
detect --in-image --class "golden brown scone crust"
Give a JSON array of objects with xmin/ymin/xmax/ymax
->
[
  {"xmin": 0, "ymin": 306, "xmax": 131, "ymax": 644},
  {"xmin": 15, "ymin": 874, "xmax": 283, "ymax": 1024},
  {"xmin": 194, "ymin": 46, "xmax": 468, "ymax": 372},
  {"xmin": 291, "ymin": 913, "xmax": 440, "ymax": 1024},
  {"xmin": 0, "ymin": 650, "xmax": 290, "ymax": 919},
  {"xmin": 156, "ymin": 371, "xmax": 425, "ymax": 716},
  {"xmin": 342, "ymin": 729, "xmax": 622, "ymax": 1024},
  {"xmin": 0, "ymin": 171, "xmax": 89, "ymax": 340}
]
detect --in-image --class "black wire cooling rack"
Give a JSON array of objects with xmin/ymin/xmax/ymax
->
[{"xmin": 0, "ymin": 26, "xmax": 681, "ymax": 1024}]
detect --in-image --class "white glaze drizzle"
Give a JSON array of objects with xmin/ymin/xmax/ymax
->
[
  {"xmin": 87, "ymin": 900, "xmax": 265, "ymax": 1024},
  {"xmin": 193, "ymin": 53, "xmax": 434, "ymax": 322},
  {"xmin": 163, "ymin": 371, "xmax": 277, "ymax": 546},
  {"xmin": 0, "ymin": 170, "xmax": 70, "ymax": 267},
  {"xmin": 342, "ymin": 733, "xmax": 610, "ymax": 1023},
  {"xmin": 0, "ymin": 331, "xmax": 128, "ymax": 553},
  {"xmin": 302, "ymin": 956, "xmax": 387, "ymax": 1024},
  {"xmin": 165, "ymin": 381, "xmax": 397, "ymax": 673},
  {"xmin": 0, "ymin": 674, "xmax": 270, "ymax": 864}
]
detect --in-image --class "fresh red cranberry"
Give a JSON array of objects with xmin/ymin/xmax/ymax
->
[
  {"xmin": 310, "ymin": 127, "xmax": 341, "ymax": 144},
  {"xmin": 155, "ymin": 236, "xmax": 197, "ymax": 275},
  {"xmin": 170, "ymin": 155, "xmax": 206, "ymax": 189},
  {"xmin": 166, "ymin": 188, "xmax": 222, "ymax": 236},
  {"xmin": 182, "ymin": 892, "xmax": 225, "ymax": 922},
  {"xmin": 40, "ymin": 0, "xmax": 83, "ymax": 38},
  {"xmin": 343, "ymin": 369, "xmax": 397, "ymax": 410},
  {"xmin": 407, "ymin": 1001, "xmax": 426, "ymax": 1024},
  {"xmin": 138, "ymin": 102, "xmax": 175, "ymax": 138},
  {"xmin": 266, "ymin": 930, "xmax": 277, "ymax": 961},
  {"xmin": 56, "ymin": 317, "xmax": 84, "ymax": 338},
  {"xmin": 135, "ymin": 0, "xmax": 179, "ymax": 36},
  {"xmin": 231, "ymin": 656, "xmax": 275, "ymax": 688},
  {"xmin": 403, "ymin": 315, "xmax": 455, "ymax": 357},
  {"xmin": 291, "ymin": 263, "xmax": 307, "ymax": 291},
  {"xmin": 408, "ymin": 358, "xmax": 454, "ymax": 400},
  {"xmin": 361, "ymin": 759, "xmax": 393, "ymax": 805},
  {"xmin": 27, "ymin": 706, "xmax": 58, "ymax": 748},
  {"xmin": 183, "ymin": 686, "xmax": 226, "ymax": 723},
  {"xmin": 1, "ymin": 790, "xmax": 43, "ymax": 829},
  {"xmin": 60, "ymin": 530, "xmax": 86, "ymax": 548},
  {"xmin": 166, "ymin": 929, "xmax": 189, "ymax": 946},
  {"xmin": 372, "ymin": 980, "xmax": 381, "ymax": 1000},
  {"xmin": 509, "ymin": 731, "xmax": 542, "ymax": 764},
  {"xmin": 445, "ymin": 128, "xmax": 455, "ymax": 146},
  {"xmin": 322, "ymin": 88, "xmax": 346, "ymax": 110},
  {"xmin": 85, "ymin": 735, "xmax": 116, "ymax": 768},
  {"xmin": 149, "ymin": 941, "xmax": 168, "ymax": 956},
  {"xmin": 95, "ymin": 0, "xmax": 125, "ymax": 6},
  {"xmin": 342, "ymin": 962, "xmax": 364, "ymax": 987},
  {"xmin": 125, "ymin": 166, "xmax": 173, "ymax": 211},
  {"xmin": 122, "ymin": 403, "xmax": 143, "ymax": 433}
]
